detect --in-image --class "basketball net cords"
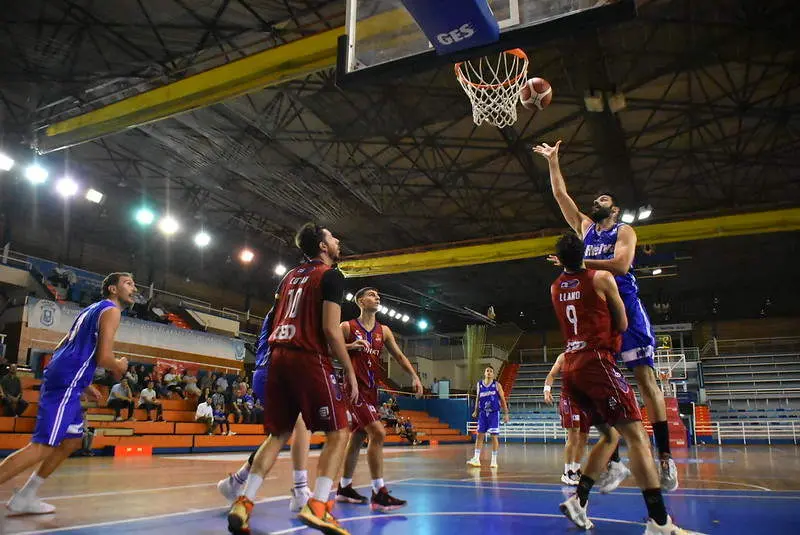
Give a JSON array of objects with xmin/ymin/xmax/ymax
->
[{"xmin": 456, "ymin": 51, "xmax": 528, "ymax": 128}]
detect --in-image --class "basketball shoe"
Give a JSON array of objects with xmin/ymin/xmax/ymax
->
[
  {"xmin": 370, "ymin": 487, "xmax": 407, "ymax": 512},
  {"xmin": 659, "ymin": 457, "xmax": 679, "ymax": 492},
  {"xmin": 227, "ymin": 496, "xmax": 254, "ymax": 535},
  {"xmin": 597, "ymin": 461, "xmax": 631, "ymax": 493},
  {"xmin": 297, "ymin": 498, "xmax": 350, "ymax": 535},
  {"xmin": 217, "ymin": 474, "xmax": 244, "ymax": 503},
  {"xmin": 466, "ymin": 456, "xmax": 481, "ymax": 467},
  {"xmin": 559, "ymin": 494, "xmax": 594, "ymax": 530},
  {"xmin": 336, "ymin": 484, "xmax": 368, "ymax": 504},
  {"xmin": 645, "ymin": 515, "xmax": 701, "ymax": 534},
  {"xmin": 6, "ymin": 491, "xmax": 55, "ymax": 515},
  {"xmin": 290, "ymin": 486, "xmax": 313, "ymax": 512}
]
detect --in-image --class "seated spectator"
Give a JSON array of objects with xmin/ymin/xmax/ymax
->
[
  {"xmin": 107, "ymin": 379, "xmax": 135, "ymax": 421},
  {"xmin": 0, "ymin": 365, "xmax": 29, "ymax": 417},
  {"xmin": 199, "ymin": 387, "xmax": 212, "ymax": 404},
  {"xmin": 138, "ymin": 380, "xmax": 164, "ymax": 421},
  {"xmin": 233, "ymin": 389, "xmax": 251, "ymax": 424},
  {"xmin": 388, "ymin": 396, "xmax": 400, "ymax": 414},
  {"xmin": 199, "ymin": 372, "xmax": 215, "ymax": 393},
  {"xmin": 92, "ymin": 367, "xmax": 116, "ymax": 387},
  {"xmin": 242, "ymin": 387, "xmax": 257, "ymax": 423},
  {"xmin": 183, "ymin": 370, "xmax": 201, "ymax": 398},
  {"xmin": 252, "ymin": 395, "xmax": 264, "ymax": 424},
  {"xmin": 125, "ymin": 365, "xmax": 139, "ymax": 393},
  {"xmin": 396, "ymin": 416, "xmax": 419, "ymax": 445},
  {"xmin": 215, "ymin": 374, "xmax": 229, "ymax": 393},
  {"xmin": 195, "ymin": 397, "xmax": 214, "ymax": 435},
  {"xmin": 379, "ymin": 403, "xmax": 398, "ymax": 427},
  {"xmin": 135, "ymin": 364, "xmax": 148, "ymax": 384},
  {"xmin": 211, "ymin": 386, "xmax": 226, "ymax": 410},
  {"xmin": 213, "ymin": 402, "xmax": 233, "ymax": 436},
  {"xmin": 163, "ymin": 367, "xmax": 184, "ymax": 399}
]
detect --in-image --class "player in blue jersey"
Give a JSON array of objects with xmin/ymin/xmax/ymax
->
[
  {"xmin": 0, "ymin": 272, "xmax": 134, "ymax": 515},
  {"xmin": 467, "ymin": 366, "xmax": 509, "ymax": 469},
  {"xmin": 216, "ymin": 300, "xmax": 314, "ymax": 513},
  {"xmin": 534, "ymin": 141, "xmax": 678, "ymax": 492}
]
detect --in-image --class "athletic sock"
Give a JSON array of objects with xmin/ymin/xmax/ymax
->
[
  {"xmin": 19, "ymin": 473, "xmax": 44, "ymax": 498},
  {"xmin": 652, "ymin": 421, "xmax": 671, "ymax": 457},
  {"xmin": 313, "ymin": 477, "xmax": 334, "ymax": 502},
  {"xmin": 610, "ymin": 445, "xmax": 621, "ymax": 463},
  {"xmin": 576, "ymin": 475, "xmax": 595, "ymax": 507},
  {"xmin": 243, "ymin": 474, "xmax": 264, "ymax": 500},
  {"xmin": 233, "ymin": 465, "xmax": 250, "ymax": 484},
  {"xmin": 473, "ymin": 448, "xmax": 481, "ymax": 459},
  {"xmin": 491, "ymin": 451, "xmax": 498, "ymax": 461},
  {"xmin": 572, "ymin": 462, "xmax": 581, "ymax": 473},
  {"xmin": 643, "ymin": 488, "xmax": 668, "ymax": 525},
  {"xmin": 340, "ymin": 477, "xmax": 353, "ymax": 489},
  {"xmin": 564, "ymin": 463, "xmax": 571, "ymax": 474},
  {"xmin": 293, "ymin": 470, "xmax": 308, "ymax": 490},
  {"xmin": 371, "ymin": 478, "xmax": 384, "ymax": 493}
]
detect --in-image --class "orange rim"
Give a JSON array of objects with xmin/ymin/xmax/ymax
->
[{"xmin": 454, "ymin": 48, "xmax": 529, "ymax": 90}]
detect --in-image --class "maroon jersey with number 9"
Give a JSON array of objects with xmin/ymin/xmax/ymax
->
[
  {"xmin": 268, "ymin": 260, "xmax": 333, "ymax": 354},
  {"xmin": 550, "ymin": 269, "xmax": 620, "ymax": 355}
]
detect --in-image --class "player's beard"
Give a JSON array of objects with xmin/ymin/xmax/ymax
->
[{"xmin": 589, "ymin": 205, "xmax": 612, "ymax": 223}]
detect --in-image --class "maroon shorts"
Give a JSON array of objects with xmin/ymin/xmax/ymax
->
[
  {"xmin": 263, "ymin": 347, "xmax": 351, "ymax": 434},
  {"xmin": 562, "ymin": 349, "xmax": 641, "ymax": 428},
  {"xmin": 341, "ymin": 380, "xmax": 380, "ymax": 432},
  {"xmin": 559, "ymin": 394, "xmax": 592, "ymax": 434}
]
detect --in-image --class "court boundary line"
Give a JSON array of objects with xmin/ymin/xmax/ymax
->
[
  {"xmin": 445, "ymin": 477, "xmax": 791, "ymax": 494},
  {"xmin": 270, "ymin": 511, "xmax": 648, "ymax": 534},
  {"xmin": 15, "ymin": 479, "xmax": 411, "ymax": 534}
]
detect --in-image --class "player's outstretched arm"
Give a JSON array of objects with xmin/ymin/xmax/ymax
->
[
  {"xmin": 96, "ymin": 307, "xmax": 127, "ymax": 379},
  {"xmin": 543, "ymin": 353, "xmax": 564, "ymax": 405},
  {"xmin": 382, "ymin": 325, "xmax": 423, "ymax": 397},
  {"xmin": 593, "ymin": 271, "xmax": 628, "ymax": 333},
  {"xmin": 532, "ymin": 140, "xmax": 591, "ymax": 235},
  {"xmin": 584, "ymin": 224, "xmax": 637, "ymax": 276}
]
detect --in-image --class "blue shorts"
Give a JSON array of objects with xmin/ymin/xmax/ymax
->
[
  {"xmin": 619, "ymin": 292, "xmax": 656, "ymax": 370},
  {"xmin": 252, "ymin": 367, "xmax": 266, "ymax": 405},
  {"xmin": 32, "ymin": 384, "xmax": 84, "ymax": 447},
  {"xmin": 477, "ymin": 411, "xmax": 500, "ymax": 435}
]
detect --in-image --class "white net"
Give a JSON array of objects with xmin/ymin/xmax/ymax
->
[{"xmin": 455, "ymin": 49, "xmax": 529, "ymax": 128}]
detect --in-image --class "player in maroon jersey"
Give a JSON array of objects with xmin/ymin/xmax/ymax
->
[
  {"xmin": 551, "ymin": 233, "xmax": 695, "ymax": 535},
  {"xmin": 227, "ymin": 223, "xmax": 358, "ymax": 535},
  {"xmin": 334, "ymin": 287, "xmax": 424, "ymax": 511}
]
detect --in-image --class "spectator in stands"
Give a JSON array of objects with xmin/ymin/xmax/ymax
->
[
  {"xmin": 199, "ymin": 387, "xmax": 213, "ymax": 404},
  {"xmin": 135, "ymin": 364, "xmax": 148, "ymax": 383},
  {"xmin": 138, "ymin": 380, "xmax": 164, "ymax": 421},
  {"xmin": 213, "ymin": 402, "xmax": 233, "ymax": 436},
  {"xmin": 163, "ymin": 367, "xmax": 185, "ymax": 399},
  {"xmin": 431, "ymin": 377, "xmax": 440, "ymax": 396},
  {"xmin": 252, "ymin": 394, "xmax": 264, "ymax": 424},
  {"xmin": 233, "ymin": 387, "xmax": 250, "ymax": 424},
  {"xmin": 0, "ymin": 365, "xmax": 29, "ymax": 417},
  {"xmin": 0, "ymin": 354, "xmax": 9, "ymax": 378},
  {"xmin": 396, "ymin": 417, "xmax": 419, "ymax": 445},
  {"xmin": 211, "ymin": 385, "xmax": 226, "ymax": 410},
  {"xmin": 92, "ymin": 367, "xmax": 116, "ymax": 387},
  {"xmin": 107, "ymin": 378, "xmax": 135, "ymax": 421},
  {"xmin": 242, "ymin": 387, "xmax": 257, "ymax": 423},
  {"xmin": 388, "ymin": 395, "xmax": 400, "ymax": 414},
  {"xmin": 379, "ymin": 402, "xmax": 398, "ymax": 428},
  {"xmin": 215, "ymin": 373, "xmax": 229, "ymax": 393},
  {"xmin": 182, "ymin": 369, "xmax": 201, "ymax": 398},
  {"xmin": 195, "ymin": 397, "xmax": 214, "ymax": 434},
  {"xmin": 199, "ymin": 372, "xmax": 215, "ymax": 393},
  {"xmin": 125, "ymin": 365, "xmax": 139, "ymax": 393}
]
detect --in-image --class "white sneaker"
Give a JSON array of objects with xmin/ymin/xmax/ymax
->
[
  {"xmin": 6, "ymin": 492, "xmax": 56, "ymax": 515},
  {"xmin": 597, "ymin": 461, "xmax": 631, "ymax": 493},
  {"xmin": 289, "ymin": 486, "xmax": 312, "ymax": 513},
  {"xmin": 560, "ymin": 472, "xmax": 573, "ymax": 485},
  {"xmin": 559, "ymin": 494, "xmax": 594, "ymax": 530},
  {"xmin": 217, "ymin": 474, "xmax": 244, "ymax": 503},
  {"xmin": 659, "ymin": 457, "xmax": 679, "ymax": 492},
  {"xmin": 466, "ymin": 457, "xmax": 481, "ymax": 468},
  {"xmin": 644, "ymin": 515, "xmax": 702, "ymax": 534},
  {"xmin": 490, "ymin": 458, "xmax": 498, "ymax": 469}
]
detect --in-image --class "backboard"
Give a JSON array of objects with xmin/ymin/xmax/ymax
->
[{"xmin": 336, "ymin": 0, "xmax": 637, "ymax": 87}]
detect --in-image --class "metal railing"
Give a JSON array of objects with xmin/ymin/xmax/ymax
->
[{"xmin": 702, "ymin": 336, "xmax": 800, "ymax": 356}]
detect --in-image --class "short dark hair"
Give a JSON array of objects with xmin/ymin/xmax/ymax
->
[
  {"xmin": 354, "ymin": 287, "xmax": 378, "ymax": 304},
  {"xmin": 102, "ymin": 272, "xmax": 132, "ymax": 298},
  {"xmin": 555, "ymin": 232, "xmax": 585, "ymax": 271},
  {"xmin": 295, "ymin": 222, "xmax": 326, "ymax": 259},
  {"xmin": 596, "ymin": 190, "xmax": 618, "ymax": 206}
]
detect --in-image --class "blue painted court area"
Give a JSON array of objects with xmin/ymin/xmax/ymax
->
[{"xmin": 31, "ymin": 478, "xmax": 799, "ymax": 534}]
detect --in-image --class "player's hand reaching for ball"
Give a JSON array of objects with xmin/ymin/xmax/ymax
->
[
  {"xmin": 546, "ymin": 255, "xmax": 563, "ymax": 268},
  {"xmin": 347, "ymin": 372, "xmax": 359, "ymax": 404},
  {"xmin": 532, "ymin": 140, "xmax": 561, "ymax": 162}
]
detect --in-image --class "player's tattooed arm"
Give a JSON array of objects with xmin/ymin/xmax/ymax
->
[{"xmin": 583, "ymin": 224, "xmax": 637, "ymax": 276}]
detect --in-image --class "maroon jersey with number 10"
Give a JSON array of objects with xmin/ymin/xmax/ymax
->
[{"xmin": 268, "ymin": 260, "xmax": 333, "ymax": 354}]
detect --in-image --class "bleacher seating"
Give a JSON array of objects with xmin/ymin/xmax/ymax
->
[
  {"xmin": 0, "ymin": 376, "xmax": 467, "ymax": 454},
  {"xmin": 702, "ymin": 351, "xmax": 800, "ymax": 409}
]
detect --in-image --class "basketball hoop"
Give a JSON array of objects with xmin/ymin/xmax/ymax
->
[{"xmin": 455, "ymin": 48, "xmax": 529, "ymax": 128}]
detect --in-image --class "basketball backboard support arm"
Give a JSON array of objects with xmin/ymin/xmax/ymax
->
[{"xmin": 336, "ymin": 0, "xmax": 637, "ymax": 88}]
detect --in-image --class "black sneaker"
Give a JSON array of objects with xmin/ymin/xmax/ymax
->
[
  {"xmin": 335, "ymin": 484, "xmax": 368, "ymax": 504},
  {"xmin": 370, "ymin": 487, "xmax": 407, "ymax": 512}
]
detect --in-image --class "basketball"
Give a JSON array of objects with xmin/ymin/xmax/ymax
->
[{"xmin": 520, "ymin": 77, "xmax": 553, "ymax": 111}]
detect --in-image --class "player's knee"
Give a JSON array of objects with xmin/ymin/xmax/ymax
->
[{"xmin": 366, "ymin": 423, "xmax": 385, "ymax": 443}]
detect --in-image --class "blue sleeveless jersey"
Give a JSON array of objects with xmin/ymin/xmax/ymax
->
[
  {"xmin": 255, "ymin": 313, "xmax": 271, "ymax": 369},
  {"xmin": 44, "ymin": 299, "xmax": 117, "ymax": 391},
  {"xmin": 478, "ymin": 380, "xmax": 500, "ymax": 413},
  {"xmin": 583, "ymin": 223, "xmax": 639, "ymax": 297}
]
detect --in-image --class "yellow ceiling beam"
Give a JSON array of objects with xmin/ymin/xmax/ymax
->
[
  {"xmin": 42, "ymin": 8, "xmax": 416, "ymax": 149},
  {"xmin": 339, "ymin": 208, "xmax": 800, "ymax": 278}
]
